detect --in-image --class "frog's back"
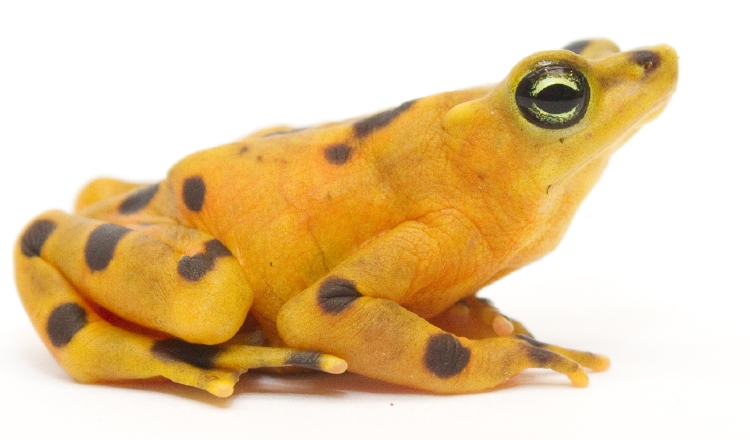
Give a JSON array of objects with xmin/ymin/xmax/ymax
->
[{"xmin": 165, "ymin": 87, "xmax": 491, "ymax": 294}]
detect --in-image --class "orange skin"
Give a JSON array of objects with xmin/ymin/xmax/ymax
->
[{"xmin": 14, "ymin": 39, "xmax": 677, "ymax": 397}]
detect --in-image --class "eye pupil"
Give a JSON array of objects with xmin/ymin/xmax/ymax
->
[
  {"xmin": 515, "ymin": 65, "xmax": 589, "ymax": 129},
  {"xmin": 533, "ymin": 84, "xmax": 583, "ymax": 114}
]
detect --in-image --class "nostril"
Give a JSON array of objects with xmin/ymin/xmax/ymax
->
[{"xmin": 629, "ymin": 50, "xmax": 661, "ymax": 74}]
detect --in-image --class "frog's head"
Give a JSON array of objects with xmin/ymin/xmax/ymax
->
[{"xmin": 445, "ymin": 39, "xmax": 678, "ymax": 195}]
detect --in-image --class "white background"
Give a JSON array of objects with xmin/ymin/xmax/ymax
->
[{"xmin": 1, "ymin": 1, "xmax": 747, "ymax": 439}]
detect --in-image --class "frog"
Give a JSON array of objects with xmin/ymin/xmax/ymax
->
[{"xmin": 14, "ymin": 39, "xmax": 677, "ymax": 397}]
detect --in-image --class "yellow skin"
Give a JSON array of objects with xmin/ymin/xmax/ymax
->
[{"xmin": 14, "ymin": 39, "xmax": 677, "ymax": 397}]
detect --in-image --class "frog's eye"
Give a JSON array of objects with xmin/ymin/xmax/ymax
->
[{"xmin": 515, "ymin": 65, "xmax": 589, "ymax": 129}]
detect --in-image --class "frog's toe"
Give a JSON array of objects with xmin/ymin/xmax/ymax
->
[
  {"xmin": 214, "ymin": 345, "xmax": 348, "ymax": 374},
  {"xmin": 515, "ymin": 334, "xmax": 610, "ymax": 372},
  {"xmin": 511, "ymin": 337, "xmax": 590, "ymax": 387},
  {"xmin": 156, "ymin": 360, "xmax": 240, "ymax": 397}
]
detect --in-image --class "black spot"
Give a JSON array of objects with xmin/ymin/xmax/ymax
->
[
  {"xmin": 177, "ymin": 239, "xmax": 231, "ymax": 282},
  {"xmin": 20, "ymin": 219, "xmax": 56, "ymax": 257},
  {"xmin": 630, "ymin": 50, "xmax": 661, "ymax": 74},
  {"xmin": 205, "ymin": 239, "xmax": 231, "ymax": 259},
  {"xmin": 317, "ymin": 277, "xmax": 362, "ymax": 314},
  {"xmin": 238, "ymin": 146, "xmax": 249, "ymax": 155},
  {"xmin": 353, "ymin": 100, "xmax": 415, "ymax": 138},
  {"xmin": 85, "ymin": 224, "xmax": 131, "ymax": 271},
  {"xmin": 516, "ymin": 335, "xmax": 557, "ymax": 365},
  {"xmin": 177, "ymin": 254, "xmax": 213, "ymax": 281},
  {"xmin": 324, "ymin": 144, "xmax": 352, "ymax": 165},
  {"xmin": 118, "ymin": 184, "xmax": 159, "ymax": 215},
  {"xmin": 285, "ymin": 351, "xmax": 322, "ymax": 369},
  {"xmin": 182, "ymin": 176, "xmax": 206, "ymax": 212},
  {"xmin": 47, "ymin": 303, "xmax": 87, "ymax": 348},
  {"xmin": 423, "ymin": 333, "xmax": 471, "ymax": 379},
  {"xmin": 564, "ymin": 40, "xmax": 592, "ymax": 55},
  {"xmin": 151, "ymin": 338, "xmax": 222, "ymax": 370},
  {"xmin": 527, "ymin": 346, "xmax": 556, "ymax": 365}
]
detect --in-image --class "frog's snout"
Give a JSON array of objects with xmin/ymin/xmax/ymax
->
[
  {"xmin": 597, "ymin": 43, "xmax": 678, "ymax": 103},
  {"xmin": 629, "ymin": 44, "xmax": 678, "ymax": 87},
  {"xmin": 629, "ymin": 50, "xmax": 662, "ymax": 74}
]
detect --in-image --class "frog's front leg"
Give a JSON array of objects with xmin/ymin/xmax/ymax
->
[
  {"xmin": 15, "ymin": 210, "xmax": 345, "ymax": 397},
  {"xmin": 278, "ymin": 214, "xmax": 602, "ymax": 393}
]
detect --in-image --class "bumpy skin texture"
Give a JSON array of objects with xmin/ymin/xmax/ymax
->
[{"xmin": 15, "ymin": 40, "xmax": 677, "ymax": 397}]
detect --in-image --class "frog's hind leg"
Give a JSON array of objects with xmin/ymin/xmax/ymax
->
[
  {"xmin": 14, "ymin": 213, "xmax": 345, "ymax": 397},
  {"xmin": 15, "ymin": 225, "xmax": 237, "ymax": 396}
]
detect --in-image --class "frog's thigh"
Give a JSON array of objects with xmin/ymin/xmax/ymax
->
[
  {"xmin": 18, "ymin": 210, "xmax": 253, "ymax": 345},
  {"xmin": 278, "ymin": 286, "xmax": 590, "ymax": 393}
]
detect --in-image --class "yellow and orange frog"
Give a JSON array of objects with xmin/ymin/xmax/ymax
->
[{"xmin": 14, "ymin": 39, "xmax": 677, "ymax": 397}]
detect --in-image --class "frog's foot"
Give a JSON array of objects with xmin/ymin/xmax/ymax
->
[
  {"xmin": 149, "ymin": 338, "xmax": 347, "ymax": 397},
  {"xmin": 515, "ymin": 334, "xmax": 610, "ymax": 372}
]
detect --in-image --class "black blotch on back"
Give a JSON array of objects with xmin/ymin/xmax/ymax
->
[
  {"xmin": 178, "ymin": 239, "xmax": 232, "ymax": 282},
  {"xmin": 564, "ymin": 40, "xmax": 592, "ymax": 55},
  {"xmin": 182, "ymin": 176, "xmax": 206, "ymax": 212},
  {"xmin": 630, "ymin": 50, "xmax": 661, "ymax": 74},
  {"xmin": 317, "ymin": 277, "xmax": 362, "ymax": 314},
  {"xmin": 47, "ymin": 302, "xmax": 87, "ymax": 348},
  {"xmin": 85, "ymin": 224, "xmax": 131, "ymax": 271},
  {"xmin": 324, "ymin": 144, "xmax": 352, "ymax": 165},
  {"xmin": 285, "ymin": 351, "xmax": 322, "ymax": 370},
  {"xmin": 118, "ymin": 184, "xmax": 159, "ymax": 215},
  {"xmin": 353, "ymin": 100, "xmax": 416, "ymax": 138},
  {"xmin": 20, "ymin": 219, "xmax": 56, "ymax": 257},
  {"xmin": 151, "ymin": 338, "xmax": 222, "ymax": 370},
  {"xmin": 423, "ymin": 333, "xmax": 471, "ymax": 379}
]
